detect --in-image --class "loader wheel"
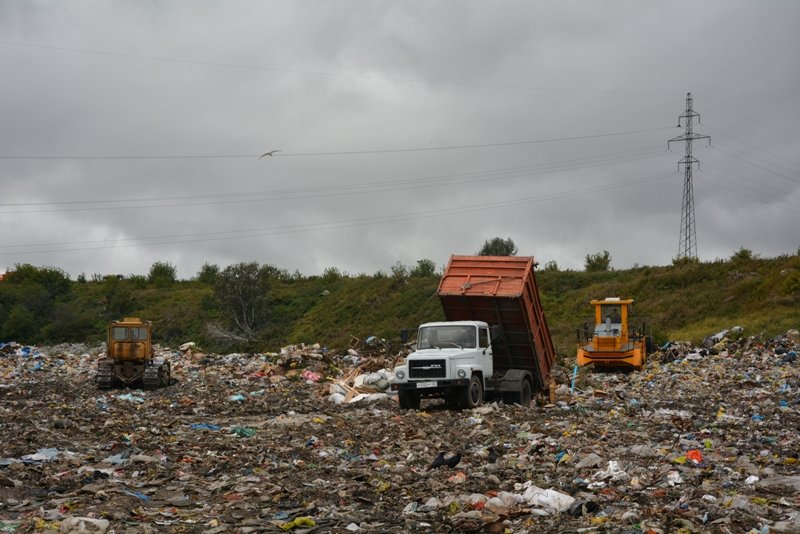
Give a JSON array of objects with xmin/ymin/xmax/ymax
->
[
  {"xmin": 460, "ymin": 374, "xmax": 483, "ymax": 409},
  {"xmin": 398, "ymin": 390, "xmax": 421, "ymax": 410}
]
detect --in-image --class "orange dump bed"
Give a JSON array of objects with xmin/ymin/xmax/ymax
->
[{"xmin": 437, "ymin": 255, "xmax": 555, "ymax": 390}]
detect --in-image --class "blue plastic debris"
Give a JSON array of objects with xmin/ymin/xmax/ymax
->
[
  {"xmin": 21, "ymin": 448, "xmax": 60, "ymax": 463},
  {"xmin": 190, "ymin": 423, "xmax": 221, "ymax": 431},
  {"xmin": 123, "ymin": 489, "xmax": 151, "ymax": 501}
]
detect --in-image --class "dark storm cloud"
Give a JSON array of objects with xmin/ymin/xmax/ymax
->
[{"xmin": 1, "ymin": 1, "xmax": 799, "ymax": 279}]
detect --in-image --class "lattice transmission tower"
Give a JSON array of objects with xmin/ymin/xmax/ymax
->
[{"xmin": 668, "ymin": 92, "xmax": 710, "ymax": 261}]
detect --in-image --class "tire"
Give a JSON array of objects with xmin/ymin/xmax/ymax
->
[
  {"xmin": 398, "ymin": 390, "xmax": 421, "ymax": 410},
  {"xmin": 518, "ymin": 380, "xmax": 532, "ymax": 407},
  {"xmin": 460, "ymin": 374, "xmax": 483, "ymax": 409}
]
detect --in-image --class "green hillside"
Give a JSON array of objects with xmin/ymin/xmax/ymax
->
[{"xmin": 1, "ymin": 252, "xmax": 799, "ymax": 358}]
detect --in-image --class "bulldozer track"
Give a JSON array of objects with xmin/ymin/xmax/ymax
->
[
  {"xmin": 96, "ymin": 361, "xmax": 114, "ymax": 389},
  {"xmin": 142, "ymin": 364, "xmax": 161, "ymax": 389}
]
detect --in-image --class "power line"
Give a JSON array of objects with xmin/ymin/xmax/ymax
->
[
  {"xmin": 701, "ymin": 162, "xmax": 796, "ymax": 199},
  {"xmin": 711, "ymin": 145, "xmax": 800, "ymax": 185},
  {"xmin": 0, "ymin": 126, "xmax": 674, "ymax": 161},
  {"xmin": 702, "ymin": 169, "xmax": 800, "ymax": 215},
  {"xmin": 0, "ymin": 172, "xmax": 673, "ymax": 256},
  {"xmin": 0, "ymin": 147, "xmax": 671, "ymax": 215},
  {"xmin": 697, "ymin": 97, "xmax": 800, "ymax": 144},
  {"xmin": 0, "ymin": 39, "xmax": 682, "ymax": 97},
  {"xmin": 0, "ymin": 144, "xmax": 664, "ymax": 208},
  {"xmin": 704, "ymin": 130, "xmax": 800, "ymax": 180}
]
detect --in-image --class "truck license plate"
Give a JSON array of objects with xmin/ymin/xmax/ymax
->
[{"xmin": 416, "ymin": 381, "xmax": 437, "ymax": 389}]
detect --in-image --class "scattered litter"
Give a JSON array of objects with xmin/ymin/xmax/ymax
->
[{"xmin": 0, "ymin": 331, "xmax": 796, "ymax": 531}]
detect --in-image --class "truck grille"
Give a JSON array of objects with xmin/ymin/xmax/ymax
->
[{"xmin": 409, "ymin": 359, "xmax": 446, "ymax": 379}]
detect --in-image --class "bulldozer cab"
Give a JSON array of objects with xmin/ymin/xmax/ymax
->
[{"xmin": 107, "ymin": 317, "xmax": 153, "ymax": 362}]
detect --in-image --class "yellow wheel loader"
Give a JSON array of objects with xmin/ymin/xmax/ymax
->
[{"xmin": 576, "ymin": 298, "xmax": 650, "ymax": 370}]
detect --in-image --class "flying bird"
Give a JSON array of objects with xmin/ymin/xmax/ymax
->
[{"xmin": 259, "ymin": 149, "xmax": 282, "ymax": 159}]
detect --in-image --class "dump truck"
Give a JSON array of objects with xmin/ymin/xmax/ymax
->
[
  {"xmin": 96, "ymin": 317, "xmax": 171, "ymax": 389},
  {"xmin": 576, "ymin": 297, "xmax": 649, "ymax": 370},
  {"xmin": 390, "ymin": 255, "xmax": 555, "ymax": 409}
]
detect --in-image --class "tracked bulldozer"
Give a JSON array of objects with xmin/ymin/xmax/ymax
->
[{"xmin": 96, "ymin": 317, "xmax": 171, "ymax": 389}]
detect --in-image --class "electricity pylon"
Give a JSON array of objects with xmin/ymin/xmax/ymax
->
[{"xmin": 668, "ymin": 92, "xmax": 710, "ymax": 261}]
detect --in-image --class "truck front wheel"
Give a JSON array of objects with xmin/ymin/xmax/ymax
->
[
  {"xmin": 398, "ymin": 390, "xmax": 421, "ymax": 410},
  {"xmin": 460, "ymin": 375, "xmax": 483, "ymax": 409}
]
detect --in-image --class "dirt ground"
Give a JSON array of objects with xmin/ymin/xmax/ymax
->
[{"xmin": 0, "ymin": 335, "xmax": 798, "ymax": 533}]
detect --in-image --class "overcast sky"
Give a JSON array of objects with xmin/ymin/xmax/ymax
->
[{"xmin": 1, "ymin": 1, "xmax": 799, "ymax": 279}]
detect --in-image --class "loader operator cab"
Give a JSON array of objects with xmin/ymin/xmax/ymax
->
[
  {"xmin": 596, "ymin": 304, "xmax": 622, "ymax": 337},
  {"xmin": 577, "ymin": 297, "xmax": 647, "ymax": 370}
]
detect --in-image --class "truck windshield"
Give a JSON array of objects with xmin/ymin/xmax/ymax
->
[{"xmin": 418, "ymin": 325, "xmax": 476, "ymax": 349}]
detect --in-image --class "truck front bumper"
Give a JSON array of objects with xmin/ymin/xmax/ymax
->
[{"xmin": 391, "ymin": 379, "xmax": 469, "ymax": 391}]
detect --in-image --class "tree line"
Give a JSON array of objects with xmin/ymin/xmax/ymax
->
[{"xmin": 0, "ymin": 236, "xmax": 622, "ymax": 346}]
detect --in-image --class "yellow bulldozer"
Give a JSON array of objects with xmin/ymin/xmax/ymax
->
[
  {"xmin": 576, "ymin": 298, "xmax": 651, "ymax": 370},
  {"xmin": 96, "ymin": 317, "xmax": 171, "ymax": 389}
]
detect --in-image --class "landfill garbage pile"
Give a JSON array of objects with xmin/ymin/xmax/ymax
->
[{"xmin": 0, "ymin": 331, "xmax": 798, "ymax": 533}]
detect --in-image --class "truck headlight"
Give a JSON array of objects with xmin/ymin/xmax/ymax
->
[
  {"xmin": 395, "ymin": 369, "xmax": 406, "ymax": 380},
  {"xmin": 457, "ymin": 369, "xmax": 467, "ymax": 378}
]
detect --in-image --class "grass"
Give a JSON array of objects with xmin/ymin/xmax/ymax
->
[{"xmin": 3, "ymin": 254, "xmax": 799, "ymax": 354}]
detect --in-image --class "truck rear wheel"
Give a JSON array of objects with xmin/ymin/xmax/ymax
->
[
  {"xmin": 460, "ymin": 374, "xmax": 483, "ymax": 409},
  {"xmin": 398, "ymin": 390, "xmax": 421, "ymax": 410},
  {"xmin": 518, "ymin": 379, "xmax": 532, "ymax": 407}
]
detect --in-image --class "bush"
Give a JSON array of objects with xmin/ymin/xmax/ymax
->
[
  {"xmin": 102, "ymin": 277, "xmax": 134, "ymax": 317},
  {"xmin": 410, "ymin": 259, "xmax": 436, "ymax": 277},
  {"xmin": 585, "ymin": 250, "xmax": 612, "ymax": 272},
  {"xmin": 197, "ymin": 263, "xmax": 220, "ymax": 285},
  {"xmin": 148, "ymin": 261, "xmax": 177, "ymax": 287},
  {"xmin": 543, "ymin": 260, "xmax": 559, "ymax": 272},
  {"xmin": 213, "ymin": 262, "xmax": 270, "ymax": 338},
  {"xmin": 390, "ymin": 261, "xmax": 409, "ymax": 279},
  {"xmin": 1, "ymin": 304, "xmax": 39, "ymax": 342},
  {"xmin": 672, "ymin": 256, "xmax": 700, "ymax": 266},
  {"xmin": 5, "ymin": 264, "xmax": 71, "ymax": 299},
  {"xmin": 477, "ymin": 237, "xmax": 517, "ymax": 256},
  {"xmin": 128, "ymin": 274, "xmax": 148, "ymax": 289},
  {"xmin": 731, "ymin": 247, "xmax": 756, "ymax": 263},
  {"xmin": 322, "ymin": 267, "xmax": 343, "ymax": 282}
]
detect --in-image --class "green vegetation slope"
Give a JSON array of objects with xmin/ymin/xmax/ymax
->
[{"xmin": 1, "ymin": 253, "xmax": 799, "ymax": 357}]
